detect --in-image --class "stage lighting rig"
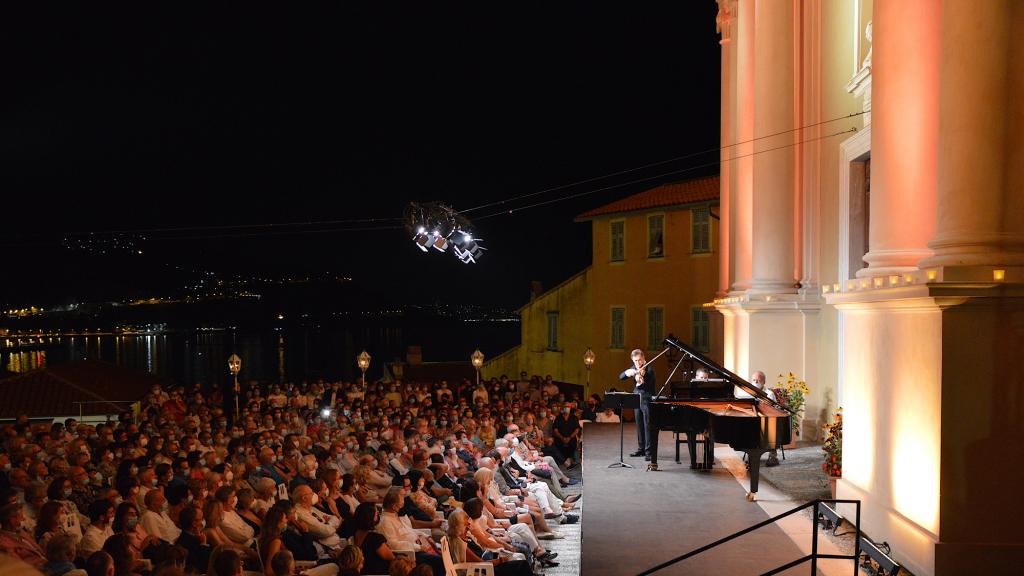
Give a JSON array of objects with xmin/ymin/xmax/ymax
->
[{"xmin": 404, "ymin": 202, "xmax": 486, "ymax": 263}]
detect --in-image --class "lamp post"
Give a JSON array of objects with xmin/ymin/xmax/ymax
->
[
  {"xmin": 583, "ymin": 348, "xmax": 596, "ymax": 397},
  {"xmin": 471, "ymin": 349, "xmax": 484, "ymax": 387},
  {"xmin": 228, "ymin": 354, "xmax": 241, "ymax": 420},
  {"xmin": 357, "ymin": 350, "xmax": 371, "ymax": 385}
]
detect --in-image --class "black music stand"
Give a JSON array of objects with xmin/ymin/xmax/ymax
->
[{"xmin": 604, "ymin": 391, "xmax": 640, "ymax": 469}]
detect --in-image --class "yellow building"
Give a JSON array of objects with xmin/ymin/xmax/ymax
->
[
  {"xmin": 484, "ymin": 177, "xmax": 721, "ymax": 398},
  {"xmin": 713, "ymin": 1, "xmax": 1023, "ymax": 574},
  {"xmin": 577, "ymin": 177, "xmax": 721, "ymax": 395}
]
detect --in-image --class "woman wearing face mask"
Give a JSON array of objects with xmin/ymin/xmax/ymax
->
[
  {"xmin": 44, "ymin": 477, "xmax": 82, "ymax": 547},
  {"xmin": 257, "ymin": 507, "xmax": 291, "ymax": 576},
  {"xmin": 112, "ymin": 502, "xmax": 160, "ymax": 558}
]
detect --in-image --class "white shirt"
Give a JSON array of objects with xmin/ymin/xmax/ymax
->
[
  {"xmin": 141, "ymin": 509, "xmax": 181, "ymax": 543},
  {"xmin": 595, "ymin": 411, "xmax": 620, "ymax": 423},
  {"xmin": 734, "ymin": 385, "xmax": 776, "ymax": 401},
  {"xmin": 80, "ymin": 523, "xmax": 113, "ymax": 558},
  {"xmin": 294, "ymin": 505, "xmax": 342, "ymax": 550},
  {"xmin": 219, "ymin": 509, "xmax": 254, "ymax": 547},
  {"xmin": 376, "ymin": 510, "xmax": 421, "ymax": 551}
]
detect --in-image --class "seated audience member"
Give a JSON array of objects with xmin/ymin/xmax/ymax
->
[
  {"xmin": 444, "ymin": 509, "xmax": 533, "ymax": 576},
  {"xmin": 208, "ymin": 546, "xmax": 244, "ymax": 576},
  {"xmin": 351, "ymin": 502, "xmax": 394, "ymax": 576},
  {"xmin": 175, "ymin": 505, "xmax": 212, "ymax": 572},
  {"xmin": 102, "ymin": 534, "xmax": 142, "ymax": 576},
  {"xmin": 85, "ymin": 550, "xmax": 115, "ymax": 576},
  {"xmin": 112, "ymin": 502, "xmax": 160, "ymax": 559},
  {"xmin": 35, "ymin": 500, "xmax": 70, "ymax": 551},
  {"xmin": 376, "ymin": 487, "xmax": 445, "ymax": 576},
  {"xmin": 43, "ymin": 533, "xmax": 78, "ymax": 576},
  {"xmin": 595, "ymin": 406, "xmax": 620, "ymax": 423},
  {"xmin": 0, "ymin": 502, "xmax": 47, "ymax": 568},
  {"xmin": 80, "ymin": 499, "xmax": 116, "ymax": 560},
  {"xmin": 141, "ymin": 489, "xmax": 181, "ymax": 544},
  {"xmin": 291, "ymin": 484, "xmax": 343, "ymax": 553},
  {"xmin": 234, "ymin": 488, "xmax": 263, "ymax": 533},
  {"xmin": 202, "ymin": 500, "xmax": 254, "ymax": 559},
  {"xmin": 336, "ymin": 545, "xmax": 363, "ymax": 576},
  {"xmin": 214, "ymin": 486, "xmax": 255, "ymax": 547}
]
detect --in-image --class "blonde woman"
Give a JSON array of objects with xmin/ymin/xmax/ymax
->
[{"xmin": 445, "ymin": 509, "xmax": 533, "ymax": 576}]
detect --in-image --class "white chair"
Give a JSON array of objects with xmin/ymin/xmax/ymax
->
[{"xmin": 440, "ymin": 536, "xmax": 494, "ymax": 576}]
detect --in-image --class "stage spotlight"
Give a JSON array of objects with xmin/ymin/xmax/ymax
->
[{"xmin": 414, "ymin": 232, "xmax": 431, "ymax": 252}]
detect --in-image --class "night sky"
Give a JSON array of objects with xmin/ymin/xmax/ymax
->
[{"xmin": 5, "ymin": 3, "xmax": 721, "ymax": 308}]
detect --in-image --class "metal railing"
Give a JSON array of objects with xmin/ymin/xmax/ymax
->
[
  {"xmin": 636, "ymin": 499, "xmax": 862, "ymax": 576},
  {"xmin": 71, "ymin": 400, "xmax": 139, "ymax": 421}
]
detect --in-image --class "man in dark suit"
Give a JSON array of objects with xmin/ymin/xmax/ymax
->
[{"xmin": 620, "ymin": 348, "xmax": 657, "ymax": 461}]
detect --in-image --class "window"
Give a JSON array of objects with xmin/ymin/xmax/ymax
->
[
  {"xmin": 647, "ymin": 307, "xmax": 664, "ymax": 350},
  {"xmin": 610, "ymin": 220, "xmax": 625, "ymax": 261},
  {"xmin": 547, "ymin": 312, "xmax": 559, "ymax": 351},
  {"xmin": 691, "ymin": 206, "xmax": 711, "ymax": 253},
  {"xmin": 648, "ymin": 214, "xmax": 664, "ymax": 257},
  {"xmin": 692, "ymin": 307, "xmax": 710, "ymax": 353},
  {"xmin": 610, "ymin": 307, "xmax": 625, "ymax": 349}
]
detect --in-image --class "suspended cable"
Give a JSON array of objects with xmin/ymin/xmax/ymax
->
[
  {"xmin": 457, "ymin": 109, "xmax": 868, "ymax": 215},
  {"xmin": 474, "ymin": 126, "xmax": 859, "ymax": 220}
]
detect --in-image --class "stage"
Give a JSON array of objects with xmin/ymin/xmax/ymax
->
[{"xmin": 581, "ymin": 422, "xmax": 820, "ymax": 575}]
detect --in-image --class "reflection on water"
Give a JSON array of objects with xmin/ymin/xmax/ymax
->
[
  {"xmin": 5, "ymin": 350, "xmax": 47, "ymax": 373},
  {"xmin": 1, "ymin": 320, "xmax": 518, "ymax": 386}
]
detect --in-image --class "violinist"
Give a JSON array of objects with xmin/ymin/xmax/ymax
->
[{"xmin": 619, "ymin": 349, "xmax": 657, "ymax": 461}]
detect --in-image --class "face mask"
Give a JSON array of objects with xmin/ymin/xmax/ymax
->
[
  {"xmin": 161, "ymin": 502, "xmax": 169, "ymax": 513},
  {"xmin": 63, "ymin": 488, "xmax": 73, "ymax": 498},
  {"xmin": 114, "ymin": 497, "xmax": 123, "ymax": 506},
  {"xmin": 151, "ymin": 478, "xmax": 159, "ymax": 487},
  {"xmin": 310, "ymin": 493, "xmax": 319, "ymax": 505},
  {"xmin": 230, "ymin": 497, "xmax": 238, "ymax": 508},
  {"xmin": 127, "ymin": 517, "xmax": 139, "ymax": 529}
]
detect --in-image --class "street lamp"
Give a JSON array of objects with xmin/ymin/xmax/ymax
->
[
  {"xmin": 583, "ymin": 348, "xmax": 596, "ymax": 397},
  {"xmin": 357, "ymin": 350, "xmax": 371, "ymax": 384},
  {"xmin": 471, "ymin": 349, "xmax": 484, "ymax": 387},
  {"xmin": 228, "ymin": 354, "xmax": 242, "ymax": 420}
]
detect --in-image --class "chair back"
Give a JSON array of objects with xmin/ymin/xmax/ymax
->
[{"xmin": 440, "ymin": 536, "xmax": 457, "ymax": 576}]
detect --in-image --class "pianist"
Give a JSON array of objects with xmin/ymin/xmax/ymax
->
[
  {"xmin": 620, "ymin": 349, "xmax": 657, "ymax": 461},
  {"xmin": 735, "ymin": 370, "xmax": 780, "ymax": 467}
]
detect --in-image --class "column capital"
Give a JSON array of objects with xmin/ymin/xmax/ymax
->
[{"xmin": 715, "ymin": 0, "xmax": 737, "ymax": 45}]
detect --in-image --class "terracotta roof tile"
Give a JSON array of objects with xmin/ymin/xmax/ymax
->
[
  {"xmin": 575, "ymin": 175, "xmax": 720, "ymax": 220},
  {"xmin": 0, "ymin": 360, "xmax": 171, "ymax": 419}
]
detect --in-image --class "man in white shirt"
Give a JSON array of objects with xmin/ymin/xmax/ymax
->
[
  {"xmin": 214, "ymin": 486, "xmax": 254, "ymax": 547},
  {"xmin": 736, "ymin": 370, "xmax": 780, "ymax": 466},
  {"xmin": 595, "ymin": 408, "xmax": 620, "ymax": 423},
  {"xmin": 291, "ymin": 485, "xmax": 342, "ymax": 553},
  {"xmin": 377, "ymin": 488, "xmax": 445, "ymax": 576},
  {"xmin": 79, "ymin": 500, "xmax": 115, "ymax": 559},
  {"xmin": 140, "ymin": 489, "xmax": 181, "ymax": 544}
]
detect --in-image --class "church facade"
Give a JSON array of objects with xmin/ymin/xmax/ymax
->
[{"xmin": 712, "ymin": 1, "xmax": 1024, "ymax": 574}]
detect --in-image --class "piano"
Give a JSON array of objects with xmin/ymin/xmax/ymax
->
[{"xmin": 649, "ymin": 337, "xmax": 793, "ymax": 501}]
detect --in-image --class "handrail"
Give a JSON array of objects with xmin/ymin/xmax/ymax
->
[{"xmin": 636, "ymin": 499, "xmax": 862, "ymax": 576}]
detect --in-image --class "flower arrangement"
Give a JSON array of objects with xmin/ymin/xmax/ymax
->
[
  {"xmin": 821, "ymin": 408, "xmax": 842, "ymax": 478},
  {"xmin": 772, "ymin": 372, "xmax": 809, "ymax": 437}
]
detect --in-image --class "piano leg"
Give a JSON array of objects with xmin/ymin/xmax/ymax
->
[
  {"xmin": 675, "ymin": 431, "xmax": 681, "ymax": 464},
  {"xmin": 703, "ymin": 436, "xmax": 715, "ymax": 470},
  {"xmin": 744, "ymin": 449, "xmax": 766, "ymax": 501},
  {"xmin": 687, "ymin": 433, "xmax": 698, "ymax": 469}
]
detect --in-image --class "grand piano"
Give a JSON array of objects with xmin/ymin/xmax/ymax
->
[{"xmin": 648, "ymin": 337, "xmax": 793, "ymax": 501}]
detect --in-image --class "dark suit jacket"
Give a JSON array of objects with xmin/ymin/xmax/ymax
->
[{"xmin": 620, "ymin": 365, "xmax": 657, "ymax": 396}]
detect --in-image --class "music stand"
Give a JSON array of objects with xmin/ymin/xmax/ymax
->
[{"xmin": 604, "ymin": 392, "xmax": 640, "ymax": 469}]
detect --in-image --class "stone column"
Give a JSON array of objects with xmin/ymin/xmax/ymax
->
[
  {"xmin": 861, "ymin": 0, "xmax": 941, "ymax": 276},
  {"xmin": 750, "ymin": 0, "xmax": 797, "ymax": 294},
  {"xmin": 730, "ymin": 0, "xmax": 754, "ymax": 293},
  {"xmin": 922, "ymin": 0, "xmax": 1024, "ymax": 268},
  {"xmin": 718, "ymin": 0, "xmax": 736, "ymax": 296}
]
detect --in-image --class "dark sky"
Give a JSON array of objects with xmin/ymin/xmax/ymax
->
[{"xmin": 4, "ymin": 3, "xmax": 721, "ymax": 308}]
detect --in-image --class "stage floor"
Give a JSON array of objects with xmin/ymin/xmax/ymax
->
[{"xmin": 581, "ymin": 422, "xmax": 816, "ymax": 575}]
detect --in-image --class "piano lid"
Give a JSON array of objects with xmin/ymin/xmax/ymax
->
[{"xmin": 663, "ymin": 336, "xmax": 794, "ymax": 414}]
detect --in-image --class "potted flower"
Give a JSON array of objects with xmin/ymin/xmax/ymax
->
[
  {"xmin": 772, "ymin": 372, "xmax": 808, "ymax": 442},
  {"xmin": 821, "ymin": 408, "xmax": 842, "ymax": 499}
]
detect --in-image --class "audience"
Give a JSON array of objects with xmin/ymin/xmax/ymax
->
[{"xmin": 0, "ymin": 373, "xmax": 589, "ymax": 575}]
